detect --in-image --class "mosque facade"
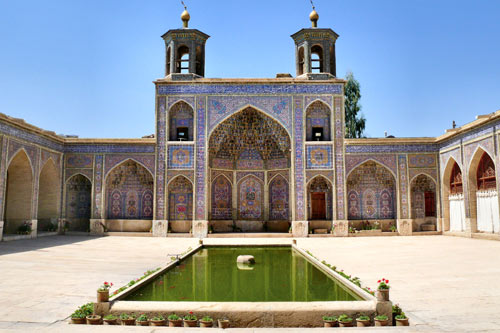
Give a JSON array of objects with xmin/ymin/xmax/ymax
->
[{"xmin": 0, "ymin": 9, "xmax": 499, "ymax": 241}]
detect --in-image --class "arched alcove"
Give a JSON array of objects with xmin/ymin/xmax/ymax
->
[
  {"xmin": 347, "ymin": 161, "xmax": 396, "ymax": 220},
  {"xmin": 4, "ymin": 150, "xmax": 33, "ymax": 234},
  {"xmin": 306, "ymin": 101, "xmax": 331, "ymax": 141},
  {"xmin": 105, "ymin": 160, "xmax": 154, "ymax": 220},
  {"xmin": 65, "ymin": 174, "xmax": 92, "ymax": 231},
  {"xmin": 211, "ymin": 175, "xmax": 232, "ymax": 220},
  {"xmin": 307, "ymin": 176, "xmax": 333, "ymax": 221},
  {"xmin": 311, "ymin": 45, "xmax": 323, "ymax": 73},
  {"xmin": 410, "ymin": 174, "xmax": 437, "ymax": 230},
  {"xmin": 169, "ymin": 101, "xmax": 194, "ymax": 141},
  {"xmin": 168, "ymin": 176, "xmax": 193, "ymax": 233},
  {"xmin": 269, "ymin": 175, "xmax": 289, "ymax": 221},
  {"xmin": 442, "ymin": 159, "xmax": 465, "ymax": 231},
  {"xmin": 37, "ymin": 159, "xmax": 61, "ymax": 231},
  {"xmin": 237, "ymin": 175, "xmax": 264, "ymax": 220}
]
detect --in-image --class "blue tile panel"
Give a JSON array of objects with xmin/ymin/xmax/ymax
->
[
  {"xmin": 158, "ymin": 84, "xmax": 343, "ymax": 95},
  {"xmin": 167, "ymin": 145, "xmax": 195, "ymax": 169},
  {"xmin": 0, "ymin": 122, "xmax": 64, "ymax": 152},
  {"xmin": 346, "ymin": 144, "xmax": 439, "ymax": 153},
  {"xmin": 64, "ymin": 144, "xmax": 156, "ymax": 153},
  {"xmin": 306, "ymin": 145, "xmax": 333, "ymax": 169}
]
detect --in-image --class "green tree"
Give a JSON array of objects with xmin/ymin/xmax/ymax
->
[{"xmin": 344, "ymin": 71, "xmax": 366, "ymax": 138}]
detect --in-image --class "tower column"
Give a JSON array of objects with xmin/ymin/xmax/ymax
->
[{"xmin": 303, "ymin": 41, "xmax": 311, "ymax": 74}]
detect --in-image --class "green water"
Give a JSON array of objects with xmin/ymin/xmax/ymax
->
[{"xmin": 124, "ymin": 246, "xmax": 362, "ymax": 302}]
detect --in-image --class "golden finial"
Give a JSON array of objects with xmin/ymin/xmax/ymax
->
[
  {"xmin": 180, "ymin": 1, "xmax": 190, "ymax": 28},
  {"xmin": 309, "ymin": 0, "xmax": 319, "ymax": 27}
]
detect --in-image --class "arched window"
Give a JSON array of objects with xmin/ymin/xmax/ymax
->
[
  {"xmin": 169, "ymin": 101, "xmax": 194, "ymax": 141},
  {"xmin": 450, "ymin": 162, "xmax": 463, "ymax": 194},
  {"xmin": 176, "ymin": 45, "xmax": 190, "ymax": 74},
  {"xmin": 298, "ymin": 47, "xmax": 304, "ymax": 75},
  {"xmin": 195, "ymin": 45, "xmax": 204, "ymax": 76},
  {"xmin": 306, "ymin": 101, "xmax": 331, "ymax": 141},
  {"xmin": 477, "ymin": 152, "xmax": 496, "ymax": 190},
  {"xmin": 166, "ymin": 47, "xmax": 171, "ymax": 75},
  {"xmin": 311, "ymin": 45, "xmax": 323, "ymax": 73}
]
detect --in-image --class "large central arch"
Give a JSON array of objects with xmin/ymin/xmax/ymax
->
[{"xmin": 208, "ymin": 107, "xmax": 292, "ymax": 232}]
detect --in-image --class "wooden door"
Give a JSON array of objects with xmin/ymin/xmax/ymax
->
[
  {"xmin": 424, "ymin": 192, "xmax": 435, "ymax": 217},
  {"xmin": 311, "ymin": 192, "xmax": 326, "ymax": 219}
]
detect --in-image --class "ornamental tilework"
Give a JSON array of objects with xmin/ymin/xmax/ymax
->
[
  {"xmin": 168, "ymin": 101, "xmax": 194, "ymax": 141},
  {"xmin": 238, "ymin": 176, "xmax": 263, "ymax": 220},
  {"xmin": 167, "ymin": 145, "xmax": 194, "ymax": 169},
  {"xmin": 65, "ymin": 154, "xmax": 93, "ymax": 168},
  {"xmin": 398, "ymin": 155, "xmax": 409, "ymax": 219},
  {"xmin": 155, "ymin": 97, "xmax": 166, "ymax": 219},
  {"xmin": 346, "ymin": 144, "xmax": 439, "ymax": 153},
  {"xmin": 211, "ymin": 170, "xmax": 233, "ymax": 183},
  {"xmin": 65, "ymin": 169, "xmax": 93, "ymax": 182},
  {"xmin": 0, "ymin": 122, "xmax": 64, "ymax": 152},
  {"xmin": 269, "ymin": 175, "xmax": 289, "ymax": 220},
  {"xmin": 41, "ymin": 149, "xmax": 61, "ymax": 170},
  {"xmin": 195, "ymin": 97, "xmax": 206, "ymax": 220},
  {"xmin": 306, "ymin": 145, "xmax": 333, "ymax": 169},
  {"xmin": 345, "ymin": 154, "xmax": 398, "ymax": 178},
  {"xmin": 306, "ymin": 101, "xmax": 331, "ymax": 141},
  {"xmin": 409, "ymin": 168, "xmax": 438, "ymax": 183},
  {"xmin": 158, "ymin": 83, "xmax": 343, "ymax": 96},
  {"xmin": 347, "ymin": 161, "xmax": 396, "ymax": 220},
  {"xmin": 308, "ymin": 176, "xmax": 333, "ymax": 220},
  {"xmin": 306, "ymin": 170, "xmax": 334, "ymax": 184},
  {"xmin": 236, "ymin": 172, "xmax": 264, "ymax": 183},
  {"xmin": 408, "ymin": 154, "xmax": 437, "ymax": 168},
  {"xmin": 294, "ymin": 97, "xmax": 305, "ymax": 220},
  {"xmin": 105, "ymin": 160, "xmax": 154, "ymax": 219},
  {"xmin": 211, "ymin": 175, "xmax": 232, "ymax": 220},
  {"xmin": 0, "ymin": 137, "xmax": 7, "ymax": 220},
  {"xmin": 168, "ymin": 176, "xmax": 193, "ymax": 220},
  {"xmin": 305, "ymin": 95, "xmax": 332, "ymax": 110},
  {"xmin": 334, "ymin": 97, "xmax": 345, "ymax": 219},
  {"xmin": 65, "ymin": 174, "xmax": 92, "ymax": 219},
  {"xmin": 268, "ymin": 170, "xmax": 289, "ymax": 183},
  {"xmin": 410, "ymin": 174, "xmax": 436, "ymax": 219},
  {"xmin": 93, "ymin": 155, "xmax": 103, "ymax": 218},
  {"xmin": 167, "ymin": 96, "xmax": 195, "ymax": 110},
  {"xmin": 105, "ymin": 154, "xmax": 155, "ymax": 177},
  {"xmin": 212, "ymin": 158, "xmax": 233, "ymax": 169},
  {"xmin": 7, "ymin": 139, "xmax": 37, "ymax": 170},
  {"xmin": 464, "ymin": 137, "xmax": 495, "ymax": 167},
  {"xmin": 208, "ymin": 96, "xmax": 293, "ymax": 134},
  {"xmin": 30, "ymin": 147, "xmax": 40, "ymax": 218},
  {"xmin": 167, "ymin": 170, "xmax": 194, "ymax": 184},
  {"xmin": 65, "ymin": 145, "xmax": 155, "ymax": 154},
  {"xmin": 439, "ymin": 148, "xmax": 461, "ymax": 177}
]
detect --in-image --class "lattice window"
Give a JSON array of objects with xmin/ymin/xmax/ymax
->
[
  {"xmin": 450, "ymin": 162, "xmax": 463, "ymax": 194},
  {"xmin": 477, "ymin": 152, "xmax": 496, "ymax": 191}
]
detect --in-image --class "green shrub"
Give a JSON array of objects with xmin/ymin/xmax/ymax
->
[
  {"xmin": 168, "ymin": 313, "xmax": 180, "ymax": 320},
  {"xmin": 357, "ymin": 315, "xmax": 370, "ymax": 321},
  {"xmin": 103, "ymin": 314, "xmax": 117, "ymax": 320},
  {"xmin": 137, "ymin": 314, "xmax": 148, "ymax": 322},
  {"xmin": 201, "ymin": 315, "xmax": 213, "ymax": 322},
  {"xmin": 375, "ymin": 315, "xmax": 388, "ymax": 321},
  {"xmin": 395, "ymin": 312, "xmax": 407, "ymax": 320},
  {"xmin": 151, "ymin": 315, "xmax": 165, "ymax": 321},
  {"xmin": 322, "ymin": 315, "xmax": 338, "ymax": 321},
  {"xmin": 338, "ymin": 314, "xmax": 352, "ymax": 323}
]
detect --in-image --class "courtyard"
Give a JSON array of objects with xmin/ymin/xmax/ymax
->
[{"xmin": 0, "ymin": 235, "xmax": 499, "ymax": 332}]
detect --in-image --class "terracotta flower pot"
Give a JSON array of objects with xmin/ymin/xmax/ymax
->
[
  {"xmin": 396, "ymin": 318, "xmax": 409, "ymax": 326},
  {"xmin": 323, "ymin": 320, "xmax": 338, "ymax": 328},
  {"xmin": 356, "ymin": 319, "xmax": 371, "ymax": 327},
  {"xmin": 218, "ymin": 319, "xmax": 230, "ymax": 329},
  {"xmin": 71, "ymin": 317, "xmax": 86, "ymax": 325},
  {"xmin": 339, "ymin": 320, "xmax": 353, "ymax": 327},
  {"xmin": 97, "ymin": 290, "xmax": 109, "ymax": 302},
  {"xmin": 169, "ymin": 319, "xmax": 183, "ymax": 327},
  {"xmin": 200, "ymin": 320, "xmax": 213, "ymax": 328},
  {"xmin": 121, "ymin": 318, "xmax": 136, "ymax": 326},
  {"xmin": 375, "ymin": 319, "xmax": 389, "ymax": 327},
  {"xmin": 137, "ymin": 320, "xmax": 149, "ymax": 326},
  {"xmin": 103, "ymin": 318, "xmax": 118, "ymax": 325},
  {"xmin": 184, "ymin": 319, "xmax": 197, "ymax": 327},
  {"xmin": 376, "ymin": 288, "xmax": 390, "ymax": 301},
  {"xmin": 86, "ymin": 315, "xmax": 102, "ymax": 325},
  {"xmin": 150, "ymin": 319, "xmax": 166, "ymax": 326}
]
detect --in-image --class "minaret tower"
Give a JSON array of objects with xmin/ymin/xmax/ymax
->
[
  {"xmin": 161, "ymin": 3, "xmax": 209, "ymax": 78},
  {"xmin": 291, "ymin": 4, "xmax": 339, "ymax": 78}
]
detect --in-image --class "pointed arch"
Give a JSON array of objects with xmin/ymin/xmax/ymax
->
[
  {"xmin": 410, "ymin": 174, "xmax": 437, "ymax": 220},
  {"xmin": 442, "ymin": 157, "xmax": 465, "ymax": 231},
  {"xmin": 104, "ymin": 157, "xmax": 154, "ymax": 180},
  {"xmin": 4, "ymin": 150, "xmax": 33, "ymax": 234},
  {"xmin": 211, "ymin": 174, "xmax": 232, "ymax": 220},
  {"xmin": 237, "ymin": 174, "xmax": 264, "ymax": 220},
  {"xmin": 37, "ymin": 158, "xmax": 61, "ymax": 231},
  {"xmin": 169, "ymin": 100, "xmax": 194, "ymax": 141},
  {"xmin": 306, "ymin": 100, "xmax": 331, "ymax": 141},
  {"xmin": 104, "ymin": 159, "xmax": 154, "ymax": 220},
  {"xmin": 304, "ymin": 98, "xmax": 332, "ymax": 113},
  {"xmin": 468, "ymin": 147, "xmax": 498, "ymax": 232},
  {"xmin": 346, "ymin": 160, "xmax": 396, "ymax": 220},
  {"xmin": 346, "ymin": 158, "xmax": 397, "ymax": 180},
  {"xmin": 7, "ymin": 148, "xmax": 34, "ymax": 177},
  {"xmin": 269, "ymin": 174, "xmax": 290, "ymax": 221},
  {"xmin": 168, "ymin": 175, "xmax": 193, "ymax": 222},
  {"xmin": 307, "ymin": 175, "xmax": 333, "ymax": 220},
  {"xmin": 65, "ymin": 173, "xmax": 92, "ymax": 231}
]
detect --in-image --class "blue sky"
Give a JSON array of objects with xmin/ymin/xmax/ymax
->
[{"xmin": 0, "ymin": 0, "xmax": 499, "ymax": 138}]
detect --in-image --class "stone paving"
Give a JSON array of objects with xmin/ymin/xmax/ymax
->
[{"xmin": 0, "ymin": 235, "xmax": 499, "ymax": 332}]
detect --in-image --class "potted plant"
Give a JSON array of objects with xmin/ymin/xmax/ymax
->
[
  {"xmin": 374, "ymin": 315, "xmax": 389, "ymax": 327},
  {"xmin": 168, "ymin": 313, "xmax": 182, "ymax": 327},
  {"xmin": 183, "ymin": 311, "xmax": 197, "ymax": 327},
  {"xmin": 218, "ymin": 318, "xmax": 230, "ymax": 329},
  {"xmin": 389, "ymin": 224, "xmax": 397, "ymax": 232},
  {"xmin": 322, "ymin": 315, "xmax": 338, "ymax": 327},
  {"xmin": 103, "ymin": 314, "xmax": 118, "ymax": 325},
  {"xmin": 120, "ymin": 313, "xmax": 136, "ymax": 326},
  {"xmin": 392, "ymin": 304, "xmax": 403, "ymax": 326},
  {"xmin": 338, "ymin": 314, "xmax": 353, "ymax": 327},
  {"xmin": 97, "ymin": 281, "xmax": 113, "ymax": 302},
  {"xmin": 150, "ymin": 315, "xmax": 166, "ymax": 326},
  {"xmin": 199, "ymin": 315, "xmax": 213, "ymax": 328},
  {"xmin": 395, "ymin": 312, "xmax": 409, "ymax": 326},
  {"xmin": 376, "ymin": 278, "xmax": 390, "ymax": 301},
  {"xmin": 136, "ymin": 314, "xmax": 149, "ymax": 326},
  {"xmin": 86, "ymin": 314, "xmax": 102, "ymax": 325},
  {"xmin": 356, "ymin": 315, "xmax": 371, "ymax": 327},
  {"xmin": 70, "ymin": 310, "xmax": 86, "ymax": 324}
]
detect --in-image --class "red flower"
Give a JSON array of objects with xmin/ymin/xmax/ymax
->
[
  {"xmin": 104, "ymin": 281, "xmax": 108, "ymax": 285},
  {"xmin": 189, "ymin": 311, "xmax": 193, "ymax": 315},
  {"xmin": 378, "ymin": 280, "xmax": 381, "ymax": 283},
  {"xmin": 386, "ymin": 280, "xmax": 389, "ymax": 283}
]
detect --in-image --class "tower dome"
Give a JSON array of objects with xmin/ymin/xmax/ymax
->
[{"xmin": 309, "ymin": 9, "xmax": 319, "ymax": 27}]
